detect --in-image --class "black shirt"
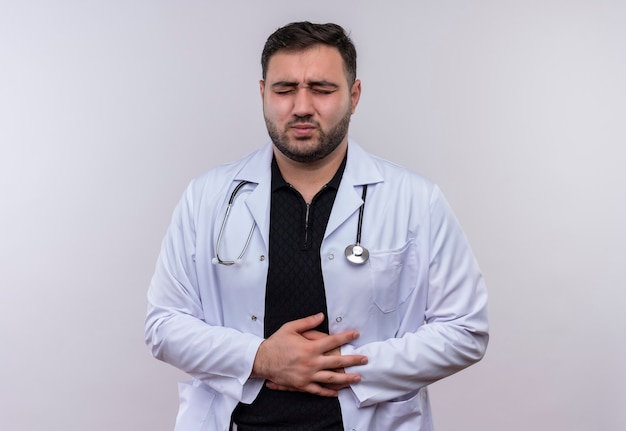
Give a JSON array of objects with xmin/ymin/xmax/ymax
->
[{"xmin": 232, "ymin": 155, "xmax": 347, "ymax": 430}]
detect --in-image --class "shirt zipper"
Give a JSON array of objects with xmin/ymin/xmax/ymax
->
[
  {"xmin": 288, "ymin": 184, "xmax": 328, "ymax": 251},
  {"xmin": 304, "ymin": 203, "xmax": 311, "ymax": 249}
]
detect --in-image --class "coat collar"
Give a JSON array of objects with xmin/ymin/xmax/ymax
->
[
  {"xmin": 231, "ymin": 139, "xmax": 384, "ymax": 243},
  {"xmin": 232, "ymin": 139, "xmax": 384, "ymax": 187}
]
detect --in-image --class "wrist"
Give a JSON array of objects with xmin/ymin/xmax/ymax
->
[{"xmin": 250, "ymin": 340, "xmax": 268, "ymax": 379}]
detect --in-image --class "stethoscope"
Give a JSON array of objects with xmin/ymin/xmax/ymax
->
[
  {"xmin": 212, "ymin": 181, "xmax": 369, "ymax": 266},
  {"xmin": 212, "ymin": 181, "xmax": 256, "ymax": 266}
]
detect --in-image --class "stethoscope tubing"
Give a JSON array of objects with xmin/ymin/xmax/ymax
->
[
  {"xmin": 355, "ymin": 185, "xmax": 367, "ymax": 247},
  {"xmin": 213, "ymin": 181, "xmax": 369, "ymax": 265},
  {"xmin": 213, "ymin": 181, "xmax": 256, "ymax": 266}
]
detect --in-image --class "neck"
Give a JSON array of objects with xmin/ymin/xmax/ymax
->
[{"xmin": 273, "ymin": 141, "xmax": 347, "ymax": 203}]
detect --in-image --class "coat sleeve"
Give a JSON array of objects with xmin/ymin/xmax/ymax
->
[
  {"xmin": 342, "ymin": 185, "xmax": 489, "ymax": 407},
  {"xmin": 144, "ymin": 181, "xmax": 264, "ymax": 403}
]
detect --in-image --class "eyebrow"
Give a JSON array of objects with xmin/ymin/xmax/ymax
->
[{"xmin": 271, "ymin": 80, "xmax": 340, "ymax": 89}]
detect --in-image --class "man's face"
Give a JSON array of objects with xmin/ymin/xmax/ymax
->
[{"xmin": 260, "ymin": 45, "xmax": 361, "ymax": 164}]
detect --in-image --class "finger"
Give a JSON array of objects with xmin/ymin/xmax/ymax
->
[
  {"xmin": 321, "ymin": 382, "xmax": 352, "ymax": 391},
  {"xmin": 282, "ymin": 313, "xmax": 325, "ymax": 334},
  {"xmin": 266, "ymin": 381, "xmax": 339, "ymax": 397},
  {"xmin": 265, "ymin": 382, "xmax": 296, "ymax": 392},
  {"xmin": 313, "ymin": 369, "xmax": 362, "ymax": 386},
  {"xmin": 267, "ymin": 381, "xmax": 350, "ymax": 393},
  {"xmin": 313, "ymin": 329, "xmax": 360, "ymax": 353},
  {"xmin": 320, "ymin": 353, "xmax": 368, "ymax": 370}
]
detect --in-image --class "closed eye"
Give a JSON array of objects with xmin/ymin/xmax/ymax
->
[
  {"xmin": 310, "ymin": 86, "xmax": 337, "ymax": 95},
  {"xmin": 270, "ymin": 81, "xmax": 339, "ymax": 95},
  {"xmin": 274, "ymin": 88, "xmax": 297, "ymax": 95}
]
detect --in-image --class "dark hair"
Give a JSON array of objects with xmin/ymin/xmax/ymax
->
[{"xmin": 261, "ymin": 22, "xmax": 357, "ymax": 84}]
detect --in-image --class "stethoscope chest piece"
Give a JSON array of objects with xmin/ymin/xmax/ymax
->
[
  {"xmin": 344, "ymin": 184, "xmax": 370, "ymax": 265},
  {"xmin": 345, "ymin": 243, "xmax": 369, "ymax": 264}
]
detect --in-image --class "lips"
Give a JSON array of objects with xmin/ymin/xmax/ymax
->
[{"xmin": 289, "ymin": 123, "xmax": 317, "ymax": 137}]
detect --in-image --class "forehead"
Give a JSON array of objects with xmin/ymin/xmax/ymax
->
[{"xmin": 265, "ymin": 45, "xmax": 348, "ymax": 84}]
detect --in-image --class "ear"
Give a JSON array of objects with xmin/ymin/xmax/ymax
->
[
  {"xmin": 259, "ymin": 80, "xmax": 266, "ymax": 100},
  {"xmin": 350, "ymin": 79, "xmax": 362, "ymax": 114}
]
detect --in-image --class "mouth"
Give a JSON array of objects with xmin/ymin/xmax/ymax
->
[{"xmin": 289, "ymin": 123, "xmax": 317, "ymax": 138}]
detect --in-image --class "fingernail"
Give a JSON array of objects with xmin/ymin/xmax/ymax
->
[{"xmin": 361, "ymin": 357, "xmax": 368, "ymax": 364}]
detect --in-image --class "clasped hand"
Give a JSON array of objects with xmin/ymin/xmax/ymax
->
[{"xmin": 251, "ymin": 312, "xmax": 368, "ymax": 397}]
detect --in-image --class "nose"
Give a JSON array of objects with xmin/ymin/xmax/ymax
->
[{"xmin": 292, "ymin": 87, "xmax": 315, "ymax": 117}]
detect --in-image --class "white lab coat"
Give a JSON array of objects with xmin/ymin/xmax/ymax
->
[{"xmin": 145, "ymin": 140, "xmax": 489, "ymax": 431}]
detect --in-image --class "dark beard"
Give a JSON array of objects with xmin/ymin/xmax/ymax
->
[{"xmin": 266, "ymin": 110, "xmax": 351, "ymax": 163}]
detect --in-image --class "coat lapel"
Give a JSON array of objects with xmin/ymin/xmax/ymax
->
[
  {"xmin": 324, "ymin": 140, "xmax": 384, "ymax": 239},
  {"xmin": 233, "ymin": 143, "xmax": 274, "ymax": 250}
]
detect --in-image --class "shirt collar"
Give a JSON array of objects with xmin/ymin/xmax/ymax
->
[{"xmin": 271, "ymin": 151, "xmax": 348, "ymax": 192}]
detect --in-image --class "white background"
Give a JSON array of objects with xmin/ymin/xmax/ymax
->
[{"xmin": 1, "ymin": 1, "xmax": 625, "ymax": 430}]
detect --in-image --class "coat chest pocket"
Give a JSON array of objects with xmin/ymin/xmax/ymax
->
[{"xmin": 367, "ymin": 240, "xmax": 419, "ymax": 313}]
